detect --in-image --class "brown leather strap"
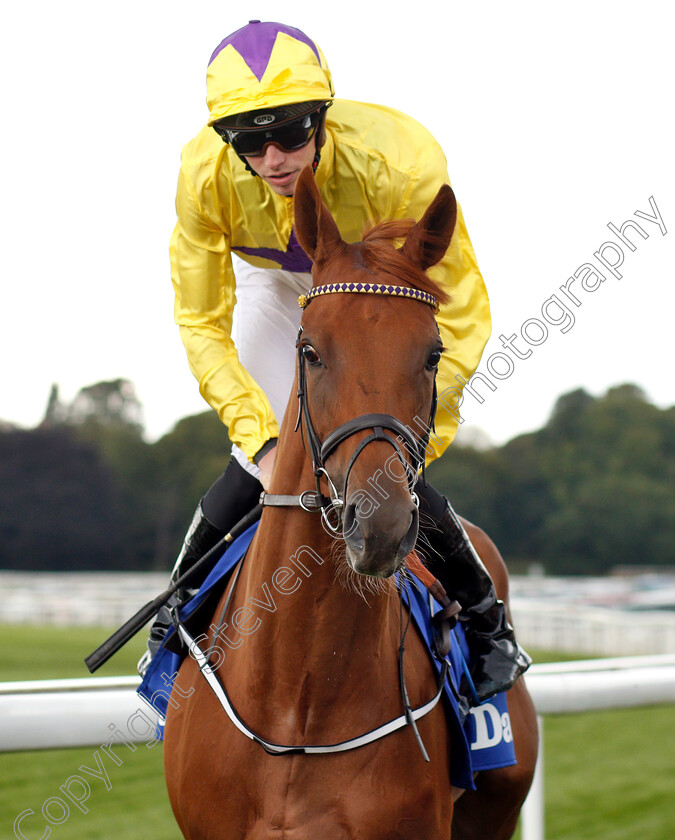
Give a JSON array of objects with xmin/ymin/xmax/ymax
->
[
  {"xmin": 406, "ymin": 550, "xmax": 456, "ymax": 604},
  {"xmin": 405, "ymin": 550, "xmax": 437, "ymax": 589},
  {"xmin": 405, "ymin": 550, "xmax": 461, "ymax": 659}
]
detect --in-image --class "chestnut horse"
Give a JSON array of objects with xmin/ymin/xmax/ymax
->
[{"xmin": 164, "ymin": 169, "xmax": 538, "ymax": 839}]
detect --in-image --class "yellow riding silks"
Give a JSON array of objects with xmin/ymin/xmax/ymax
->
[{"xmin": 172, "ymin": 25, "xmax": 490, "ymax": 464}]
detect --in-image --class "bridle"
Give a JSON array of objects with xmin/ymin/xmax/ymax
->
[
  {"xmin": 262, "ymin": 281, "xmax": 440, "ymax": 534},
  {"xmin": 174, "ymin": 282, "xmax": 459, "ymax": 762}
]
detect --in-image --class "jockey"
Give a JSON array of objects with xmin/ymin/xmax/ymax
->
[{"xmin": 140, "ymin": 20, "xmax": 530, "ymax": 702}]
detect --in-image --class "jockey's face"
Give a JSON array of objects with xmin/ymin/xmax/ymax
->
[{"xmin": 243, "ymin": 137, "xmax": 317, "ymax": 196}]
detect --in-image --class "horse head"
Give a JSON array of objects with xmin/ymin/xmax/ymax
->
[{"xmin": 293, "ymin": 168, "xmax": 457, "ymax": 578}]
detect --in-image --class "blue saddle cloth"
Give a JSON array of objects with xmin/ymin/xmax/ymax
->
[{"xmin": 138, "ymin": 523, "xmax": 516, "ymax": 790}]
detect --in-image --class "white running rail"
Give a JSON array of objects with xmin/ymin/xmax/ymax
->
[
  {"xmin": 520, "ymin": 654, "xmax": 675, "ymax": 840},
  {"xmin": 2, "ymin": 656, "xmax": 675, "ymax": 838}
]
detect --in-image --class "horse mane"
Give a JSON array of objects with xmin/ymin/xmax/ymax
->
[{"xmin": 358, "ymin": 219, "xmax": 451, "ymax": 305}]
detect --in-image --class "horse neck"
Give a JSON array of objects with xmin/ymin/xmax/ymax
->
[{"xmin": 235, "ymin": 411, "xmax": 400, "ymax": 673}]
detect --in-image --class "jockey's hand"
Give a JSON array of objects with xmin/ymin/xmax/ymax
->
[{"xmin": 257, "ymin": 446, "xmax": 277, "ymax": 492}]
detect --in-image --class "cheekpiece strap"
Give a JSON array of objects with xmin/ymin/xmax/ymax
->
[{"xmin": 298, "ymin": 283, "xmax": 438, "ymax": 311}]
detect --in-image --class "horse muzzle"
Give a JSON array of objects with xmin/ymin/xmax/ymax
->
[{"xmin": 342, "ymin": 495, "xmax": 419, "ymax": 578}]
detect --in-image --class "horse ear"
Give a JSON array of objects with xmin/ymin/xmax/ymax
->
[
  {"xmin": 293, "ymin": 166, "xmax": 344, "ymax": 263},
  {"xmin": 400, "ymin": 184, "xmax": 458, "ymax": 270}
]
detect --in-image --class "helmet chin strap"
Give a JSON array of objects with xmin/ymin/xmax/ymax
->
[{"xmin": 239, "ymin": 154, "xmax": 258, "ymax": 177}]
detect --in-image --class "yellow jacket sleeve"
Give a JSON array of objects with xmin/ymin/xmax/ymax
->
[
  {"xmin": 396, "ymin": 141, "xmax": 491, "ymax": 462},
  {"xmin": 170, "ymin": 160, "xmax": 279, "ymax": 461}
]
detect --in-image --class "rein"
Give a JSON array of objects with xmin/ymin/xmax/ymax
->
[{"xmin": 176, "ymin": 584, "xmax": 450, "ymax": 758}]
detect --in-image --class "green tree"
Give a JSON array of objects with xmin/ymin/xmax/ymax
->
[
  {"xmin": 430, "ymin": 384, "xmax": 674, "ymax": 573},
  {"xmin": 149, "ymin": 410, "xmax": 229, "ymax": 570},
  {"xmin": 0, "ymin": 427, "xmax": 127, "ymax": 570},
  {"xmin": 2, "ymin": 379, "xmax": 672, "ymax": 575}
]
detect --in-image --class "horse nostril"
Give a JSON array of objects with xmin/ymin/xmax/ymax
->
[
  {"xmin": 398, "ymin": 506, "xmax": 419, "ymax": 559},
  {"xmin": 342, "ymin": 503, "xmax": 364, "ymax": 550}
]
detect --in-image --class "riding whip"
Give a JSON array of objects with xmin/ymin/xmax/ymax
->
[{"xmin": 84, "ymin": 504, "xmax": 262, "ymax": 673}]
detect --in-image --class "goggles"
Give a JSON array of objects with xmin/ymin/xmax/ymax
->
[{"xmin": 213, "ymin": 109, "xmax": 322, "ymax": 158}]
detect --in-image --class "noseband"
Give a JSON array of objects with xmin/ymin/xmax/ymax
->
[{"xmin": 262, "ymin": 282, "xmax": 440, "ymax": 531}]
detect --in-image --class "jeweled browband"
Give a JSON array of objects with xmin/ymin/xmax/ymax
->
[{"xmin": 298, "ymin": 282, "xmax": 439, "ymax": 311}]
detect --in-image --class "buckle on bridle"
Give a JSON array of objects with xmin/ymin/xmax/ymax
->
[
  {"xmin": 299, "ymin": 490, "xmax": 323, "ymax": 512},
  {"xmin": 314, "ymin": 467, "xmax": 344, "ymax": 533}
]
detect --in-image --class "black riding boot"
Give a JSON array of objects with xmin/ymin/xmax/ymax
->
[
  {"xmin": 419, "ymin": 492, "xmax": 531, "ymax": 703},
  {"xmin": 137, "ymin": 503, "xmax": 224, "ymax": 676},
  {"xmin": 137, "ymin": 457, "xmax": 263, "ymax": 676}
]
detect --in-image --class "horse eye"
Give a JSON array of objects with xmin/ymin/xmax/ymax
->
[
  {"xmin": 426, "ymin": 348, "xmax": 443, "ymax": 370},
  {"xmin": 302, "ymin": 344, "xmax": 322, "ymax": 366}
]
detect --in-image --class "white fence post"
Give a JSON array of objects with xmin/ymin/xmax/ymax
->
[{"xmin": 520, "ymin": 715, "xmax": 545, "ymax": 840}]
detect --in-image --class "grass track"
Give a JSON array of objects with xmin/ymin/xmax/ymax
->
[
  {"xmin": 1, "ymin": 625, "xmax": 673, "ymax": 839},
  {"xmin": 538, "ymin": 705, "xmax": 674, "ymax": 839},
  {"xmin": 5, "ymin": 744, "xmax": 180, "ymax": 839},
  {"xmin": 1, "ymin": 624, "xmax": 180, "ymax": 838},
  {"xmin": 0, "ymin": 622, "xmax": 149, "ymax": 681}
]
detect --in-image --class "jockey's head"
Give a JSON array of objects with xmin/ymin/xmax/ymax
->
[{"xmin": 207, "ymin": 20, "xmax": 334, "ymax": 195}]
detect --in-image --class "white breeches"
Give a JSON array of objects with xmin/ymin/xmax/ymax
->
[{"xmin": 230, "ymin": 255, "xmax": 313, "ymax": 479}]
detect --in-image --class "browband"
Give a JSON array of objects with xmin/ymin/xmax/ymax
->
[{"xmin": 298, "ymin": 282, "xmax": 439, "ymax": 311}]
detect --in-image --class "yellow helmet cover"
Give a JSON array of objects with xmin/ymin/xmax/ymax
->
[{"xmin": 206, "ymin": 20, "xmax": 334, "ymax": 125}]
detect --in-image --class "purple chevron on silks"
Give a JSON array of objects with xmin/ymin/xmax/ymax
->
[
  {"xmin": 209, "ymin": 21, "xmax": 321, "ymax": 82},
  {"xmin": 232, "ymin": 228, "xmax": 313, "ymax": 273}
]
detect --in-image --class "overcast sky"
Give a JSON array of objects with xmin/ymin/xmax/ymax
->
[{"xmin": 2, "ymin": 1, "xmax": 673, "ymax": 447}]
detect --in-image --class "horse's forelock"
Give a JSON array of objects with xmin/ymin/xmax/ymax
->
[{"xmin": 357, "ymin": 220, "xmax": 450, "ymax": 305}]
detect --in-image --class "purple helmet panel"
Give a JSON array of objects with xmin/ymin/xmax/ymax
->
[{"xmin": 209, "ymin": 20, "xmax": 321, "ymax": 83}]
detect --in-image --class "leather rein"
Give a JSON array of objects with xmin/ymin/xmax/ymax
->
[{"xmin": 177, "ymin": 283, "xmax": 460, "ymax": 761}]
